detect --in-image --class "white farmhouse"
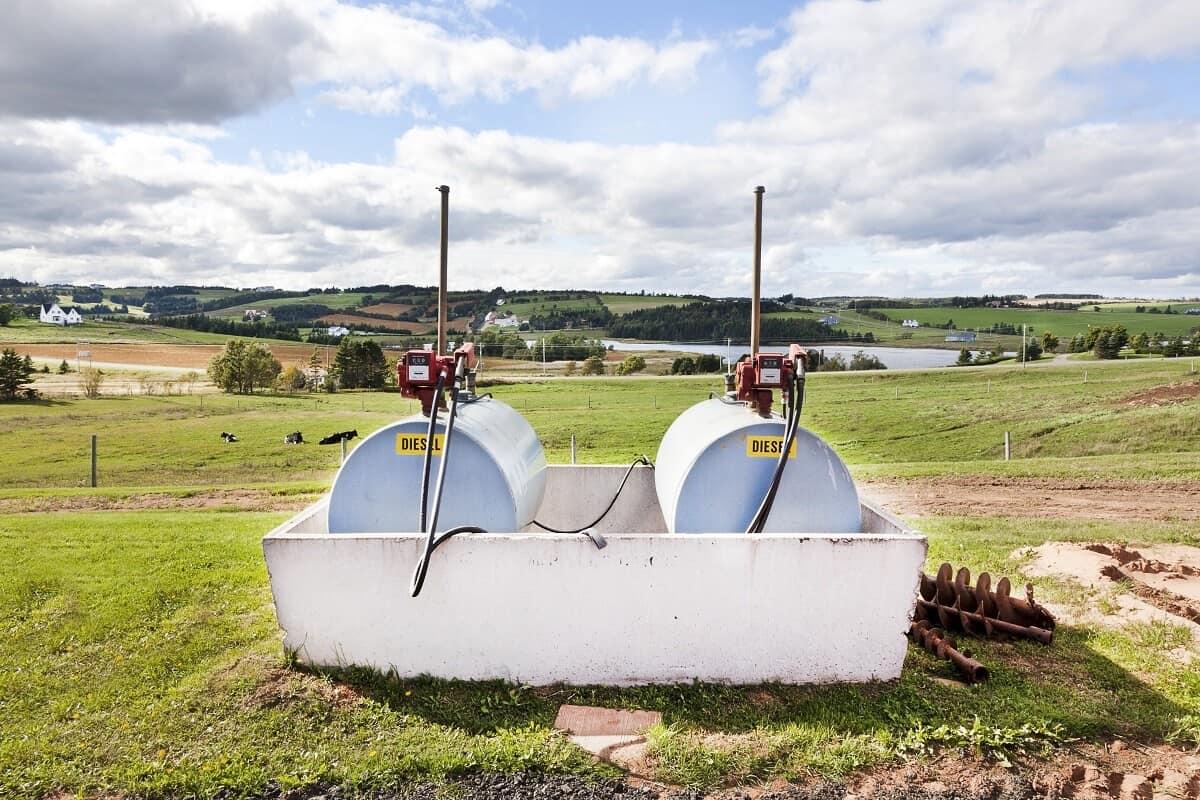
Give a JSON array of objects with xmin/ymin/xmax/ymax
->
[
  {"xmin": 493, "ymin": 314, "xmax": 521, "ymax": 329},
  {"xmin": 327, "ymin": 325, "xmax": 351, "ymax": 337},
  {"xmin": 901, "ymin": 319, "xmax": 920, "ymax": 328},
  {"xmin": 39, "ymin": 303, "xmax": 83, "ymax": 325}
]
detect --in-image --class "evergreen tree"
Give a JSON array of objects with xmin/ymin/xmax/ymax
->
[
  {"xmin": 331, "ymin": 338, "xmax": 388, "ymax": 389},
  {"xmin": 0, "ymin": 348, "xmax": 36, "ymax": 400}
]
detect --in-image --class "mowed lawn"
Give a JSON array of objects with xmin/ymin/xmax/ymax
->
[{"xmin": 2, "ymin": 358, "xmax": 1199, "ymax": 797}]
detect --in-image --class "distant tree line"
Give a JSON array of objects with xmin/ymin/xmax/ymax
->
[
  {"xmin": 1034, "ymin": 293, "xmax": 1103, "ymax": 299},
  {"xmin": 269, "ymin": 303, "xmax": 334, "ymax": 323},
  {"xmin": 608, "ymin": 300, "xmax": 874, "ymax": 343},
  {"xmin": 850, "ymin": 295, "xmax": 1025, "ymax": 311},
  {"xmin": 670, "ymin": 354, "xmax": 723, "ymax": 374}
]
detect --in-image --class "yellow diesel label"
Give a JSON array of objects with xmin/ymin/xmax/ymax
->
[
  {"xmin": 745, "ymin": 435, "xmax": 796, "ymax": 458},
  {"xmin": 396, "ymin": 433, "xmax": 444, "ymax": 455}
]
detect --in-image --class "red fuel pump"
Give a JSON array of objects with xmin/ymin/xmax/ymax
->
[
  {"xmin": 398, "ymin": 343, "xmax": 478, "ymax": 415},
  {"xmin": 734, "ymin": 344, "xmax": 809, "ymax": 416}
]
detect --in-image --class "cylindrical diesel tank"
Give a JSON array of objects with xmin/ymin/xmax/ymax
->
[
  {"xmin": 654, "ymin": 398, "xmax": 860, "ymax": 534},
  {"xmin": 327, "ymin": 398, "xmax": 546, "ymax": 533}
]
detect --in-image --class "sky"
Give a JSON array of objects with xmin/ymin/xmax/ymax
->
[{"xmin": 1, "ymin": 0, "xmax": 1199, "ymax": 298}]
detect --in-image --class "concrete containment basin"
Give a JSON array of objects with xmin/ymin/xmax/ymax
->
[{"xmin": 263, "ymin": 465, "xmax": 926, "ymax": 685}]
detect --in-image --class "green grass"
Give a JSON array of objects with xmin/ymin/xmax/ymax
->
[
  {"xmin": 207, "ymin": 292, "xmax": 375, "ymax": 320},
  {"xmin": 2, "ymin": 359, "xmax": 1199, "ymax": 795},
  {"xmin": 877, "ymin": 306, "xmax": 1200, "ymax": 339},
  {"xmin": 497, "ymin": 294, "xmax": 605, "ymax": 318},
  {"xmin": 599, "ymin": 293, "xmax": 698, "ymax": 314},
  {"xmin": 0, "ymin": 317, "xmax": 253, "ymax": 345}
]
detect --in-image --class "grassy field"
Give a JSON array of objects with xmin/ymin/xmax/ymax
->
[
  {"xmin": 207, "ymin": 292, "xmax": 377, "ymax": 320},
  {"xmin": 877, "ymin": 306, "xmax": 1200, "ymax": 339},
  {"xmin": 0, "ymin": 317, "xmax": 256, "ymax": 345},
  {"xmin": 599, "ymin": 293, "xmax": 698, "ymax": 314},
  {"xmin": 2, "ymin": 358, "xmax": 1198, "ymax": 796}
]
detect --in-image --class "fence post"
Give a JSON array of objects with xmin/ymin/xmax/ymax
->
[
  {"xmin": 570, "ymin": 434, "xmax": 577, "ymax": 464},
  {"xmin": 341, "ymin": 437, "xmax": 347, "ymax": 465},
  {"xmin": 90, "ymin": 435, "xmax": 97, "ymax": 487},
  {"xmin": 1004, "ymin": 431, "xmax": 1011, "ymax": 461}
]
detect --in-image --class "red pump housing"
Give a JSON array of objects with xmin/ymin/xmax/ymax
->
[
  {"xmin": 398, "ymin": 343, "xmax": 478, "ymax": 415},
  {"xmin": 734, "ymin": 344, "xmax": 808, "ymax": 416}
]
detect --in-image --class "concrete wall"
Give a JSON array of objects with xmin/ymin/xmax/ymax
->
[
  {"xmin": 263, "ymin": 473, "xmax": 926, "ymax": 685},
  {"xmin": 526, "ymin": 464, "xmax": 665, "ymax": 534}
]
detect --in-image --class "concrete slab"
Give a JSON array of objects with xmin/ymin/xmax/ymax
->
[{"xmin": 554, "ymin": 704, "xmax": 662, "ymax": 735}]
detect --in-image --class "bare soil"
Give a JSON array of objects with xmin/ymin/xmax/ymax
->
[
  {"xmin": 1121, "ymin": 379, "xmax": 1200, "ymax": 407},
  {"xmin": 861, "ymin": 476, "xmax": 1200, "ymax": 521},
  {"xmin": 1021, "ymin": 541, "xmax": 1200, "ymax": 652}
]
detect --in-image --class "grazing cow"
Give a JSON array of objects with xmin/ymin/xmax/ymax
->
[
  {"xmin": 284, "ymin": 431, "xmax": 304, "ymax": 445},
  {"xmin": 318, "ymin": 429, "xmax": 358, "ymax": 445},
  {"xmin": 220, "ymin": 432, "xmax": 239, "ymax": 443}
]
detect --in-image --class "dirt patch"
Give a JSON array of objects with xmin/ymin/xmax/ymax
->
[
  {"xmin": 1021, "ymin": 541, "xmax": 1200, "ymax": 647},
  {"xmin": 0, "ymin": 489, "xmax": 315, "ymax": 514},
  {"xmin": 861, "ymin": 476, "xmax": 1200, "ymax": 521},
  {"xmin": 244, "ymin": 667, "xmax": 365, "ymax": 711},
  {"xmin": 1122, "ymin": 379, "xmax": 1200, "ymax": 407}
]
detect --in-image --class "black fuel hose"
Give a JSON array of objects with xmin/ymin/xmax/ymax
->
[
  {"xmin": 409, "ymin": 525, "xmax": 487, "ymax": 597},
  {"xmin": 745, "ymin": 357, "xmax": 806, "ymax": 534},
  {"xmin": 530, "ymin": 456, "xmax": 651, "ymax": 543},
  {"xmin": 417, "ymin": 368, "xmax": 448, "ymax": 534}
]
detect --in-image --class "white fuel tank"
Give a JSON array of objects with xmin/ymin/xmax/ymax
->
[
  {"xmin": 327, "ymin": 398, "xmax": 546, "ymax": 533},
  {"xmin": 654, "ymin": 398, "xmax": 860, "ymax": 534}
]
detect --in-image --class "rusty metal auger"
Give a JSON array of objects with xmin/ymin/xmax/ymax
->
[
  {"xmin": 915, "ymin": 562, "xmax": 1056, "ymax": 644},
  {"xmin": 908, "ymin": 620, "xmax": 990, "ymax": 684}
]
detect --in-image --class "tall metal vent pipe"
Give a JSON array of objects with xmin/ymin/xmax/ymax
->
[
  {"xmin": 437, "ymin": 184, "xmax": 450, "ymax": 356},
  {"xmin": 751, "ymin": 186, "xmax": 765, "ymax": 356}
]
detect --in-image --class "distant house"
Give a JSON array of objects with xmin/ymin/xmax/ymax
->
[
  {"xmin": 302, "ymin": 365, "xmax": 328, "ymax": 390},
  {"xmin": 39, "ymin": 303, "xmax": 82, "ymax": 325},
  {"xmin": 253, "ymin": 286, "xmax": 277, "ymax": 292},
  {"xmin": 484, "ymin": 311, "xmax": 498, "ymax": 325},
  {"xmin": 496, "ymin": 298, "xmax": 506, "ymax": 306},
  {"xmin": 945, "ymin": 331, "xmax": 977, "ymax": 343},
  {"xmin": 1186, "ymin": 308, "xmax": 1200, "ymax": 315},
  {"xmin": 819, "ymin": 315, "xmax": 840, "ymax": 326},
  {"xmin": 327, "ymin": 325, "xmax": 350, "ymax": 337},
  {"xmin": 492, "ymin": 314, "xmax": 521, "ymax": 329},
  {"xmin": 243, "ymin": 309, "xmax": 268, "ymax": 321},
  {"xmin": 901, "ymin": 319, "xmax": 920, "ymax": 328}
]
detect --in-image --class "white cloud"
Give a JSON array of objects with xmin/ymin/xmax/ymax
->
[
  {"xmin": 0, "ymin": 0, "xmax": 715, "ymax": 123},
  {"xmin": 2, "ymin": 0, "xmax": 1200, "ymax": 298}
]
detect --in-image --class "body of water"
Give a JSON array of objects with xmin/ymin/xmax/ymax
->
[{"xmin": 601, "ymin": 340, "xmax": 958, "ymax": 370}]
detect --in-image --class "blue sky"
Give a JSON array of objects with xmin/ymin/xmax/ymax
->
[{"xmin": 1, "ymin": 0, "xmax": 1199, "ymax": 298}]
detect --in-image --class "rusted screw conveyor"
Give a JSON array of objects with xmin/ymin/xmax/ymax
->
[{"xmin": 915, "ymin": 563, "xmax": 1057, "ymax": 644}]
